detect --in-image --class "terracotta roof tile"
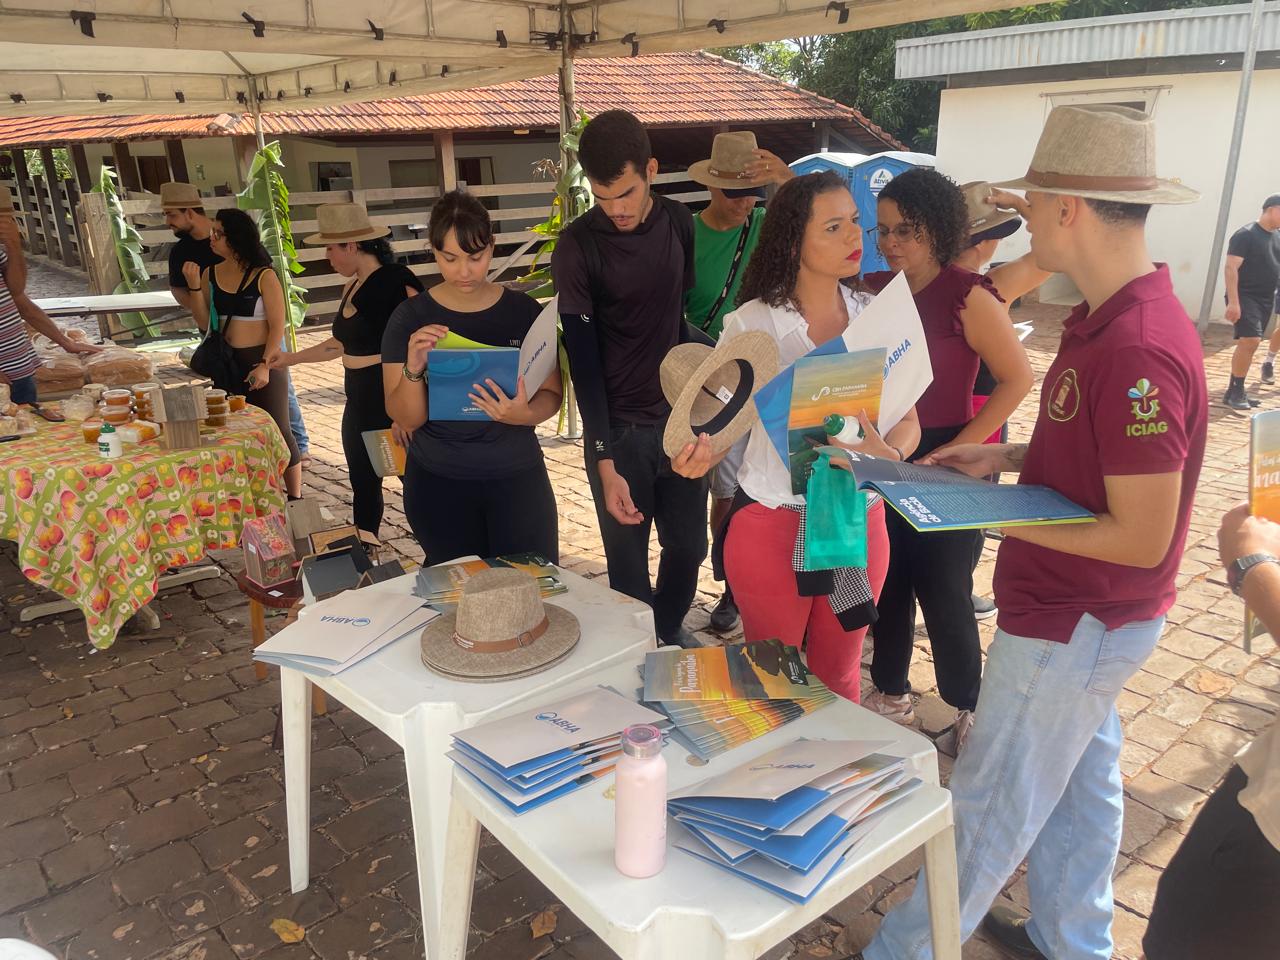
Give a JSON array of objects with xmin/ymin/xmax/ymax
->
[{"xmin": 0, "ymin": 52, "xmax": 904, "ymax": 151}]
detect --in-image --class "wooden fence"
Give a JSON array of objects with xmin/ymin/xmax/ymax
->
[
  {"xmin": 69, "ymin": 171, "xmax": 711, "ymax": 333},
  {"xmin": 0, "ymin": 173, "xmax": 85, "ymax": 269}
]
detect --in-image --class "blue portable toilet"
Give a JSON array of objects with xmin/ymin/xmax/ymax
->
[{"xmin": 789, "ymin": 151, "xmax": 936, "ymax": 274}]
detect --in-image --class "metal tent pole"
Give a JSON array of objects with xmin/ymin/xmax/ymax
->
[
  {"xmin": 559, "ymin": 3, "xmax": 582, "ymax": 439},
  {"xmin": 247, "ymin": 82, "xmax": 298, "ymax": 350},
  {"xmin": 1196, "ymin": 0, "xmax": 1267, "ymax": 332}
]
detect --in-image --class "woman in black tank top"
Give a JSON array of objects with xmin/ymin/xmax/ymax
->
[
  {"xmin": 186, "ymin": 208, "xmax": 302, "ymax": 496},
  {"xmin": 274, "ymin": 203, "xmax": 423, "ymax": 546}
]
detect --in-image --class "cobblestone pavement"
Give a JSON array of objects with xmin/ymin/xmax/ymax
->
[{"xmin": 1, "ymin": 258, "xmax": 1275, "ymax": 960}]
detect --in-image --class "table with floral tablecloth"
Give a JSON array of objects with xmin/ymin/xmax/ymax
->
[{"xmin": 0, "ymin": 406, "xmax": 289, "ymax": 648}]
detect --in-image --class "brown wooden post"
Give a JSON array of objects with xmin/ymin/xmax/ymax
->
[
  {"xmin": 817, "ymin": 121, "xmax": 832, "ymax": 153},
  {"xmin": 40, "ymin": 147, "xmax": 76, "ymax": 266},
  {"xmin": 9, "ymin": 149, "xmax": 43, "ymax": 254},
  {"xmin": 110, "ymin": 141, "xmax": 142, "ymax": 194},
  {"xmin": 164, "ymin": 139, "xmax": 190, "ymax": 182},
  {"xmin": 232, "ymin": 135, "xmax": 258, "ymax": 188},
  {"xmin": 433, "ymin": 130, "xmax": 457, "ymax": 192},
  {"xmin": 29, "ymin": 161, "xmax": 51, "ymax": 258},
  {"xmin": 70, "ymin": 144, "xmax": 93, "ymax": 192},
  {"xmin": 79, "ymin": 190, "xmax": 122, "ymax": 336}
]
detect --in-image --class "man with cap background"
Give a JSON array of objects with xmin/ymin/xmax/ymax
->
[
  {"xmin": 1222, "ymin": 194, "xmax": 1280, "ymax": 410},
  {"xmin": 864, "ymin": 103, "xmax": 1207, "ymax": 960},
  {"xmin": 163, "ymin": 181, "xmax": 311, "ymax": 457},
  {"xmin": 686, "ymin": 131, "xmax": 794, "ymax": 633},
  {"xmin": 0, "ymin": 186, "xmax": 102, "ymax": 405},
  {"xmin": 551, "ymin": 109, "xmax": 709, "ymax": 649}
]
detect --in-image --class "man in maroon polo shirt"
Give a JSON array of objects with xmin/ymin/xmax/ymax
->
[{"xmin": 865, "ymin": 104, "xmax": 1207, "ymax": 960}]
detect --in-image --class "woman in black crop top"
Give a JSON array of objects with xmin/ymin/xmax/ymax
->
[
  {"xmin": 382, "ymin": 190, "xmax": 563, "ymax": 564},
  {"xmin": 186, "ymin": 209, "xmax": 302, "ymax": 497},
  {"xmin": 272, "ymin": 203, "xmax": 423, "ymax": 546}
]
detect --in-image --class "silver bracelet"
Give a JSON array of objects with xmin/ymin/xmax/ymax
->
[{"xmin": 402, "ymin": 363, "xmax": 425, "ymax": 383}]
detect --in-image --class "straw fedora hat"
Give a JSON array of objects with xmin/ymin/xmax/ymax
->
[
  {"xmin": 660, "ymin": 331, "xmax": 780, "ymax": 458},
  {"xmin": 994, "ymin": 104, "xmax": 1198, "ymax": 205},
  {"xmin": 420, "ymin": 568, "xmax": 580, "ymax": 683},
  {"xmin": 159, "ymin": 181, "xmax": 203, "ymax": 210},
  {"xmin": 689, "ymin": 131, "xmax": 773, "ymax": 192},
  {"xmin": 304, "ymin": 202, "xmax": 390, "ymax": 245},
  {"xmin": 0, "ymin": 185, "xmax": 15, "ymax": 218},
  {"xmin": 961, "ymin": 181, "xmax": 1021, "ymax": 243}
]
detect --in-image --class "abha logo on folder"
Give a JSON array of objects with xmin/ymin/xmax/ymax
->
[
  {"xmin": 318, "ymin": 616, "xmax": 372, "ymax": 627},
  {"xmin": 535, "ymin": 712, "xmax": 582, "ymax": 735}
]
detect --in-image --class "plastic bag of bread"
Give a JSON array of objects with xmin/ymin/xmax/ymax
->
[
  {"xmin": 34, "ymin": 353, "xmax": 86, "ymax": 395},
  {"xmin": 84, "ymin": 346, "xmax": 154, "ymax": 387}
]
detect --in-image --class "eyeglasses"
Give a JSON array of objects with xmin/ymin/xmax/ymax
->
[{"xmin": 867, "ymin": 223, "xmax": 920, "ymax": 244}]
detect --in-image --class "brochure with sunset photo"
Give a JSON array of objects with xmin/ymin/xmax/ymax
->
[{"xmin": 787, "ymin": 347, "xmax": 886, "ymax": 495}]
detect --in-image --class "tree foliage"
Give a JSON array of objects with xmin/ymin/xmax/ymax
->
[{"xmin": 715, "ymin": 0, "xmax": 1235, "ymax": 152}]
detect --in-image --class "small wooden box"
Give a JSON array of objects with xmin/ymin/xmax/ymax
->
[
  {"xmin": 152, "ymin": 383, "xmax": 209, "ymax": 451},
  {"xmin": 241, "ymin": 513, "xmax": 296, "ymax": 588}
]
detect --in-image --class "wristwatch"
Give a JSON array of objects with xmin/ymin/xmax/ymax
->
[{"xmin": 1228, "ymin": 552, "xmax": 1280, "ymax": 596}]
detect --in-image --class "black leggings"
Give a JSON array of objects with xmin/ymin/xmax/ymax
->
[
  {"xmin": 341, "ymin": 365, "xmax": 392, "ymax": 538},
  {"xmin": 402, "ymin": 458, "xmax": 559, "ymax": 565},
  {"xmin": 232, "ymin": 344, "xmax": 301, "ymax": 468},
  {"xmin": 871, "ymin": 425, "xmax": 982, "ymax": 712}
]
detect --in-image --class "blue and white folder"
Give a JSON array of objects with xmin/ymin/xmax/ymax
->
[
  {"xmin": 668, "ymin": 738, "xmax": 920, "ymax": 903},
  {"xmin": 427, "ymin": 348, "xmax": 519, "ymax": 421},
  {"xmin": 448, "ymin": 686, "xmax": 665, "ymax": 815}
]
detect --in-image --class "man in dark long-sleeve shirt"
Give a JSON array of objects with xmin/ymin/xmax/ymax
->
[{"xmin": 552, "ymin": 110, "xmax": 709, "ymax": 647}]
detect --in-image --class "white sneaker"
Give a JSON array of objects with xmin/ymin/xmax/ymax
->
[{"xmin": 863, "ymin": 688, "xmax": 915, "ymax": 725}]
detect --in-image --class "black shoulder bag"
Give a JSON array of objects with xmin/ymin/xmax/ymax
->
[{"xmin": 189, "ymin": 268, "xmax": 260, "ymax": 394}]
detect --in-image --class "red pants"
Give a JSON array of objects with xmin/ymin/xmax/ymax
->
[{"xmin": 724, "ymin": 500, "xmax": 890, "ymax": 702}]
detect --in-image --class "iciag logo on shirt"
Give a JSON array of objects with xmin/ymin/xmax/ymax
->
[
  {"xmin": 319, "ymin": 616, "xmax": 372, "ymax": 627},
  {"xmin": 1126, "ymin": 378, "xmax": 1168, "ymax": 437}
]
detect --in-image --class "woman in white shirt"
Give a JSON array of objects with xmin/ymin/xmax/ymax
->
[{"xmin": 673, "ymin": 172, "xmax": 921, "ymax": 701}]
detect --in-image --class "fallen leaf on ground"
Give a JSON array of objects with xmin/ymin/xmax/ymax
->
[
  {"xmin": 270, "ymin": 918, "xmax": 305, "ymax": 943},
  {"xmin": 530, "ymin": 909, "xmax": 557, "ymax": 938}
]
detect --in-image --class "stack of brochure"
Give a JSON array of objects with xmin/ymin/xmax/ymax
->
[
  {"xmin": 414, "ymin": 554, "xmax": 566, "ymax": 606},
  {"xmin": 642, "ymin": 641, "xmax": 836, "ymax": 760},
  {"xmin": 253, "ymin": 591, "xmax": 438, "ymax": 677},
  {"xmin": 448, "ymin": 687, "xmax": 666, "ymax": 815},
  {"xmin": 670, "ymin": 739, "xmax": 921, "ymax": 903}
]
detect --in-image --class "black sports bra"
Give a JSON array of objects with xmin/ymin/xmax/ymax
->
[{"xmin": 211, "ymin": 267, "xmax": 267, "ymax": 323}]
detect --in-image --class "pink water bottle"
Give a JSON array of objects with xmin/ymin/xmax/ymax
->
[{"xmin": 614, "ymin": 723, "xmax": 667, "ymax": 878}]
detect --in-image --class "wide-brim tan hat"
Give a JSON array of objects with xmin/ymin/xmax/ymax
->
[
  {"xmin": 420, "ymin": 568, "xmax": 580, "ymax": 683},
  {"xmin": 688, "ymin": 131, "xmax": 772, "ymax": 191},
  {"xmin": 660, "ymin": 331, "xmax": 780, "ymax": 458},
  {"xmin": 961, "ymin": 181, "xmax": 1021, "ymax": 239},
  {"xmin": 304, "ymin": 202, "xmax": 390, "ymax": 245},
  {"xmin": 160, "ymin": 181, "xmax": 203, "ymax": 210},
  {"xmin": 993, "ymin": 104, "xmax": 1198, "ymax": 205}
]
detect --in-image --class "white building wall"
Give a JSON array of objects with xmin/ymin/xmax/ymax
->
[{"xmin": 932, "ymin": 70, "xmax": 1280, "ymax": 320}]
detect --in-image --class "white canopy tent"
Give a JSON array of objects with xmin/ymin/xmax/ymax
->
[{"xmin": 0, "ymin": 0, "xmax": 1028, "ymax": 118}]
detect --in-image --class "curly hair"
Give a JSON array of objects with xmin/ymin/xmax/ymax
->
[
  {"xmin": 356, "ymin": 237, "xmax": 396, "ymax": 266},
  {"xmin": 736, "ymin": 171, "xmax": 851, "ymax": 310},
  {"xmin": 876, "ymin": 168, "xmax": 969, "ymax": 267},
  {"xmin": 214, "ymin": 208, "xmax": 271, "ymax": 269}
]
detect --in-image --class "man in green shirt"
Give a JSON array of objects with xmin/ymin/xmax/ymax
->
[{"xmin": 686, "ymin": 132, "xmax": 794, "ymax": 631}]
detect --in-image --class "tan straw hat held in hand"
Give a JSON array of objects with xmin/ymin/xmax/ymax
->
[
  {"xmin": 660, "ymin": 331, "xmax": 780, "ymax": 459},
  {"xmin": 159, "ymin": 181, "xmax": 204, "ymax": 210},
  {"xmin": 303, "ymin": 202, "xmax": 391, "ymax": 245},
  {"xmin": 420, "ymin": 568, "xmax": 581, "ymax": 683},
  {"xmin": 688, "ymin": 131, "xmax": 773, "ymax": 191},
  {"xmin": 961, "ymin": 181, "xmax": 1022, "ymax": 243},
  {"xmin": 994, "ymin": 104, "xmax": 1198, "ymax": 205}
]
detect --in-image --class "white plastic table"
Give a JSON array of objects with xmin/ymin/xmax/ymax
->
[
  {"xmin": 279, "ymin": 565, "xmax": 656, "ymax": 960},
  {"xmin": 438, "ymin": 693, "xmax": 960, "ymax": 960},
  {"xmin": 32, "ymin": 291, "xmax": 179, "ymax": 317}
]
